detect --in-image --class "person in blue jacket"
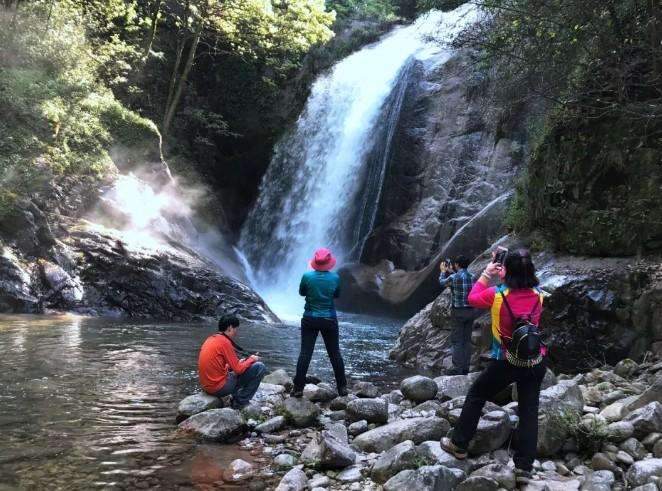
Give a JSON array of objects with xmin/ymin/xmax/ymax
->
[{"xmin": 291, "ymin": 248, "xmax": 348, "ymax": 397}]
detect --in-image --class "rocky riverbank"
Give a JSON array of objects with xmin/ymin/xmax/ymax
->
[{"xmin": 176, "ymin": 355, "xmax": 662, "ymax": 490}]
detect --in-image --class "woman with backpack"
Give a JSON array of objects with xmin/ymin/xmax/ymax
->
[{"xmin": 441, "ymin": 248, "xmax": 545, "ymax": 483}]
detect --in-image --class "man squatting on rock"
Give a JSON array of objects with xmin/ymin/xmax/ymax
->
[
  {"xmin": 442, "ymin": 249, "xmax": 546, "ymax": 483},
  {"xmin": 198, "ymin": 315, "xmax": 267, "ymax": 409},
  {"xmin": 439, "ymin": 255, "xmax": 479, "ymax": 375}
]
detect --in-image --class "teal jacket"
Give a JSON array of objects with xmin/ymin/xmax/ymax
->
[{"xmin": 299, "ymin": 270, "xmax": 340, "ymax": 318}]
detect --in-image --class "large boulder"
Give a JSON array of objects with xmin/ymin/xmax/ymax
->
[
  {"xmin": 537, "ymin": 380, "xmax": 585, "ymax": 456},
  {"xmin": 346, "ymin": 398, "xmax": 389, "ymax": 424},
  {"xmin": 401, "ymin": 375, "xmax": 438, "ymax": 402},
  {"xmin": 371, "ymin": 440, "xmax": 418, "ymax": 483},
  {"xmin": 383, "ymin": 464, "xmax": 464, "ymax": 491},
  {"xmin": 416, "ymin": 441, "xmax": 470, "ymax": 471},
  {"xmin": 352, "ymin": 417, "xmax": 449, "ymax": 453},
  {"xmin": 353, "ymin": 381, "xmax": 379, "ymax": 398},
  {"xmin": 318, "ymin": 430, "xmax": 356, "ymax": 469},
  {"xmin": 177, "ymin": 393, "xmax": 221, "ymax": 421},
  {"xmin": 435, "ymin": 373, "xmax": 479, "ymax": 401},
  {"xmin": 304, "ymin": 383, "xmax": 337, "ymax": 402},
  {"xmin": 279, "ymin": 397, "xmax": 321, "ymax": 427},
  {"xmin": 626, "ymin": 459, "xmax": 662, "ymax": 487},
  {"xmin": 178, "ymin": 408, "xmax": 245, "ymax": 441},
  {"xmin": 624, "ymin": 402, "xmax": 662, "ymax": 439},
  {"xmin": 262, "ymin": 369, "xmax": 293, "ymax": 389},
  {"xmin": 255, "ymin": 416, "xmax": 286, "ymax": 434},
  {"xmin": 471, "ymin": 464, "xmax": 516, "ymax": 490},
  {"xmin": 626, "ymin": 374, "xmax": 662, "ymax": 413}
]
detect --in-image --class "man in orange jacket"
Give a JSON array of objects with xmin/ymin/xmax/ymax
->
[{"xmin": 198, "ymin": 315, "xmax": 267, "ymax": 409}]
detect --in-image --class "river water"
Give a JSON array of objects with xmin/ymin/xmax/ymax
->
[{"xmin": 0, "ymin": 313, "xmax": 415, "ymax": 490}]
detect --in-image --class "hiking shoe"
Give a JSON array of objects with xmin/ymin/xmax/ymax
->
[
  {"xmin": 515, "ymin": 468, "xmax": 533, "ymax": 484},
  {"xmin": 440, "ymin": 437, "xmax": 467, "ymax": 460},
  {"xmin": 337, "ymin": 386, "xmax": 348, "ymax": 397},
  {"xmin": 290, "ymin": 387, "xmax": 303, "ymax": 398}
]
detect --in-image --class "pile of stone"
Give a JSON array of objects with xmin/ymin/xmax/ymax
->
[{"xmin": 177, "ymin": 358, "xmax": 662, "ymax": 490}]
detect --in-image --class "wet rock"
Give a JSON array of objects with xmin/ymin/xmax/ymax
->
[
  {"xmin": 352, "ymin": 417, "xmax": 449, "ymax": 453},
  {"xmin": 0, "ymin": 248, "xmax": 39, "ymax": 312},
  {"xmin": 654, "ymin": 439, "xmax": 662, "ymax": 458},
  {"xmin": 304, "ymin": 383, "xmax": 337, "ymax": 402},
  {"xmin": 262, "ymin": 369, "xmax": 293, "ymax": 389},
  {"xmin": 253, "ymin": 383, "xmax": 287, "ymax": 406},
  {"xmin": 643, "ymin": 433, "xmax": 662, "ymax": 450},
  {"xmin": 346, "ymin": 398, "xmax": 388, "ymax": 424},
  {"xmin": 178, "ymin": 408, "xmax": 245, "ymax": 442},
  {"xmin": 606, "ymin": 421, "xmax": 635, "ymax": 442},
  {"xmin": 275, "ymin": 467, "xmax": 308, "ymax": 491},
  {"xmin": 227, "ymin": 459, "xmax": 253, "ymax": 480},
  {"xmin": 616, "ymin": 450, "xmax": 635, "ymax": 466},
  {"xmin": 591, "ymin": 453, "xmax": 616, "ymax": 472},
  {"xmin": 383, "ymin": 390, "xmax": 404, "ymax": 405},
  {"xmin": 279, "ymin": 397, "xmax": 321, "ymax": 428},
  {"xmin": 348, "ymin": 420, "xmax": 368, "ymax": 436},
  {"xmin": 353, "ymin": 381, "xmax": 379, "ymax": 398},
  {"xmin": 624, "ymin": 401, "xmax": 662, "ymax": 438},
  {"xmin": 456, "ymin": 476, "xmax": 500, "ymax": 491},
  {"xmin": 274, "ymin": 453, "xmax": 297, "ymax": 469},
  {"xmin": 600, "ymin": 396, "xmax": 638, "ymax": 422},
  {"xmin": 336, "ymin": 465, "xmax": 363, "ymax": 482},
  {"xmin": 467, "ymin": 410, "xmax": 512, "ymax": 454},
  {"xmin": 383, "ymin": 464, "xmax": 463, "ymax": 491},
  {"xmin": 471, "ymin": 464, "xmax": 515, "ymax": 490},
  {"xmin": 400, "ymin": 375, "xmax": 438, "ymax": 402},
  {"xmin": 325, "ymin": 422, "xmax": 348, "ymax": 443},
  {"xmin": 318, "ymin": 430, "xmax": 356, "ymax": 469},
  {"xmin": 413, "ymin": 400, "xmax": 443, "ymax": 416},
  {"xmin": 626, "ymin": 459, "xmax": 662, "ymax": 487},
  {"xmin": 434, "ymin": 374, "xmax": 478, "ymax": 400},
  {"xmin": 371, "ymin": 440, "xmax": 418, "ymax": 483},
  {"xmin": 330, "ymin": 395, "xmax": 355, "ymax": 411},
  {"xmin": 176, "ymin": 393, "xmax": 221, "ymax": 421},
  {"xmin": 255, "ymin": 415, "xmax": 286, "ymax": 434}
]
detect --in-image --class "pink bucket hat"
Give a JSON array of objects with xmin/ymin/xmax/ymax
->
[{"xmin": 309, "ymin": 248, "xmax": 337, "ymax": 272}]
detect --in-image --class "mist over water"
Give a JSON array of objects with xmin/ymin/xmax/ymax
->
[{"xmin": 239, "ymin": 5, "xmax": 478, "ymax": 320}]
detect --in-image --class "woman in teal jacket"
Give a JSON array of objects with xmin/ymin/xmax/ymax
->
[{"xmin": 291, "ymin": 248, "xmax": 347, "ymax": 397}]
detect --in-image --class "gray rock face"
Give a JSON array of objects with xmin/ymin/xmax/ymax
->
[
  {"xmin": 435, "ymin": 374, "xmax": 479, "ymax": 401},
  {"xmin": 627, "ymin": 374, "xmax": 662, "ymax": 413},
  {"xmin": 606, "ymin": 421, "xmax": 635, "ymax": 442},
  {"xmin": 371, "ymin": 440, "xmax": 418, "ymax": 483},
  {"xmin": 300, "ymin": 438, "xmax": 321, "ymax": 464},
  {"xmin": 468, "ymin": 411, "xmax": 512, "ymax": 454},
  {"xmin": 274, "ymin": 453, "xmax": 297, "ymax": 469},
  {"xmin": 352, "ymin": 417, "xmax": 449, "ymax": 453},
  {"xmin": 624, "ymin": 401, "xmax": 662, "ymax": 438},
  {"xmin": 348, "ymin": 420, "xmax": 369, "ymax": 436},
  {"xmin": 304, "ymin": 383, "xmax": 337, "ymax": 402},
  {"xmin": 177, "ymin": 393, "xmax": 221, "ymax": 421},
  {"xmin": 255, "ymin": 415, "xmax": 286, "ymax": 434},
  {"xmin": 178, "ymin": 408, "xmax": 245, "ymax": 441},
  {"xmin": 383, "ymin": 464, "xmax": 464, "ymax": 491},
  {"xmin": 253, "ymin": 383, "xmax": 287, "ymax": 406},
  {"xmin": 336, "ymin": 465, "xmax": 363, "ymax": 482},
  {"xmin": 346, "ymin": 398, "xmax": 388, "ymax": 424},
  {"xmin": 275, "ymin": 467, "xmax": 309, "ymax": 491},
  {"xmin": 401, "ymin": 375, "xmax": 438, "ymax": 402},
  {"xmin": 457, "ymin": 476, "xmax": 500, "ymax": 491},
  {"xmin": 471, "ymin": 464, "xmax": 516, "ymax": 490},
  {"xmin": 279, "ymin": 397, "xmax": 321, "ymax": 427},
  {"xmin": 581, "ymin": 470, "xmax": 615, "ymax": 491},
  {"xmin": 262, "ymin": 369, "xmax": 293, "ymax": 389},
  {"xmin": 537, "ymin": 380, "xmax": 585, "ymax": 456},
  {"xmin": 621, "ymin": 437, "xmax": 648, "ymax": 460},
  {"xmin": 626, "ymin": 459, "xmax": 662, "ymax": 487},
  {"xmin": 319, "ymin": 430, "xmax": 356, "ymax": 469},
  {"xmin": 416, "ymin": 440, "xmax": 469, "ymax": 471}
]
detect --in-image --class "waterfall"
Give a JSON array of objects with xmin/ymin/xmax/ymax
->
[{"xmin": 239, "ymin": 4, "xmax": 478, "ymax": 319}]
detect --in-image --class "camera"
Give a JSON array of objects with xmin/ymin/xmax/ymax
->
[
  {"xmin": 494, "ymin": 246, "xmax": 508, "ymax": 265},
  {"xmin": 444, "ymin": 258, "xmax": 452, "ymax": 268}
]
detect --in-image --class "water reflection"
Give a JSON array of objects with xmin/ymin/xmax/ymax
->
[{"xmin": 0, "ymin": 313, "xmax": 413, "ymax": 489}]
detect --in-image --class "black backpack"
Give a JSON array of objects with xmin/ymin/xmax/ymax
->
[{"xmin": 499, "ymin": 291, "xmax": 544, "ymax": 367}]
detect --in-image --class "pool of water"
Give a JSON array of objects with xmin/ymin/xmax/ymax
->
[{"xmin": 0, "ymin": 312, "xmax": 414, "ymax": 489}]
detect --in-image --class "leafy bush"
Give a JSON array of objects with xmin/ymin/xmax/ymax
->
[{"xmin": 548, "ymin": 410, "xmax": 609, "ymax": 456}]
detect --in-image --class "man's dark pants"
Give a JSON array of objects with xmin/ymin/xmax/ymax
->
[
  {"xmin": 214, "ymin": 361, "xmax": 267, "ymax": 406},
  {"xmin": 450, "ymin": 307, "xmax": 479, "ymax": 373},
  {"xmin": 293, "ymin": 316, "xmax": 347, "ymax": 391},
  {"xmin": 452, "ymin": 360, "xmax": 546, "ymax": 471}
]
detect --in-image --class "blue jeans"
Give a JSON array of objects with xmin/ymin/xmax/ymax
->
[{"xmin": 214, "ymin": 362, "xmax": 267, "ymax": 407}]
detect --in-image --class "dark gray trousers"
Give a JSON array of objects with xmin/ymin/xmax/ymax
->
[{"xmin": 450, "ymin": 307, "xmax": 479, "ymax": 373}]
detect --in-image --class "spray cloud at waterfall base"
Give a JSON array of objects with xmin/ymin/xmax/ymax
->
[{"xmin": 239, "ymin": 5, "xmax": 478, "ymax": 321}]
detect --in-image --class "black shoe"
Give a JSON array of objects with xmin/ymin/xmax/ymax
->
[
  {"xmin": 290, "ymin": 387, "xmax": 303, "ymax": 398},
  {"xmin": 337, "ymin": 386, "xmax": 348, "ymax": 397},
  {"xmin": 446, "ymin": 368, "xmax": 466, "ymax": 376}
]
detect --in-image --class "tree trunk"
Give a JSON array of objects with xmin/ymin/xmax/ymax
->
[
  {"xmin": 162, "ymin": 19, "xmax": 203, "ymax": 138},
  {"xmin": 143, "ymin": 0, "xmax": 163, "ymax": 58}
]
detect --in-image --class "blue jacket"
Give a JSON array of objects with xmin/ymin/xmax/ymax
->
[{"xmin": 299, "ymin": 270, "xmax": 340, "ymax": 318}]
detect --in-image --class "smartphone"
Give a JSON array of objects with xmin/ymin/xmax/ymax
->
[{"xmin": 494, "ymin": 246, "xmax": 508, "ymax": 265}]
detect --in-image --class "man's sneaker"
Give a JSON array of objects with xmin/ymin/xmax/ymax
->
[
  {"xmin": 229, "ymin": 396, "xmax": 248, "ymax": 410},
  {"xmin": 515, "ymin": 468, "xmax": 533, "ymax": 484},
  {"xmin": 290, "ymin": 387, "xmax": 303, "ymax": 398},
  {"xmin": 337, "ymin": 386, "xmax": 348, "ymax": 397},
  {"xmin": 440, "ymin": 437, "xmax": 467, "ymax": 460}
]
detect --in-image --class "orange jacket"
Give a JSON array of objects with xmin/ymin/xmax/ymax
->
[{"xmin": 198, "ymin": 334, "xmax": 255, "ymax": 394}]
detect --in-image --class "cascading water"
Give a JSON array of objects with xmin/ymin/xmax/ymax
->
[{"xmin": 240, "ymin": 4, "xmax": 478, "ymax": 320}]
